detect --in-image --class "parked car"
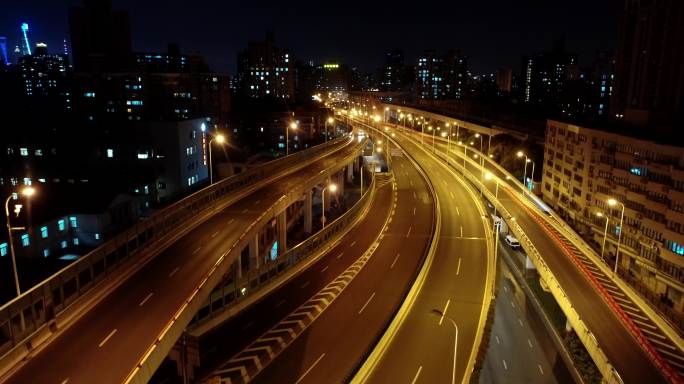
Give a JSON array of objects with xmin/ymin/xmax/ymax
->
[{"xmin": 504, "ymin": 234, "xmax": 520, "ymax": 249}]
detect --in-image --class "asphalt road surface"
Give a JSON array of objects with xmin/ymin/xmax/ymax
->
[
  {"xmin": 365, "ymin": 125, "xmax": 491, "ymax": 384},
  {"xmin": 415, "ymin": 129, "xmax": 666, "ymax": 382},
  {"xmin": 1, "ymin": 139, "xmax": 362, "ymax": 384}
]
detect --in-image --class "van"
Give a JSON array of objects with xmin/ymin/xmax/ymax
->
[{"xmin": 504, "ymin": 234, "xmax": 520, "ymax": 249}]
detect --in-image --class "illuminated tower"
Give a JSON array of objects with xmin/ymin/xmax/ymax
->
[
  {"xmin": 0, "ymin": 36, "xmax": 8, "ymax": 65},
  {"xmin": 21, "ymin": 22, "xmax": 32, "ymax": 56}
]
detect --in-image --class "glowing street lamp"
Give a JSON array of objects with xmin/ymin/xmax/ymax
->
[
  {"xmin": 208, "ymin": 133, "xmax": 226, "ymax": 184},
  {"xmin": 608, "ymin": 198, "xmax": 625, "ymax": 275},
  {"xmin": 325, "ymin": 117, "xmax": 334, "ymax": 142},
  {"xmin": 5, "ymin": 187, "xmax": 35, "ymax": 296},
  {"xmin": 321, "ymin": 183, "xmax": 338, "ymax": 228},
  {"xmin": 286, "ymin": 121, "xmax": 298, "ymax": 156},
  {"xmin": 596, "ymin": 211, "xmax": 609, "ymax": 261},
  {"xmin": 517, "ymin": 151, "xmax": 535, "ymax": 194}
]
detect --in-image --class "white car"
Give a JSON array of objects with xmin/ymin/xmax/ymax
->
[{"xmin": 504, "ymin": 235, "xmax": 520, "ymax": 249}]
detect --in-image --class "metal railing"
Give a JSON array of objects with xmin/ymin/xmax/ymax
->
[
  {"xmin": 122, "ymin": 137, "xmax": 367, "ymax": 384},
  {"xmin": 190, "ymin": 165, "xmax": 376, "ymax": 329},
  {"xmin": 0, "ymin": 136, "xmax": 350, "ymax": 360}
]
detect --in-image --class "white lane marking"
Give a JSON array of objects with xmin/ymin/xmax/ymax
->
[
  {"xmin": 192, "ymin": 247, "xmax": 201, "ymax": 255},
  {"xmin": 406, "ymin": 226, "xmax": 412, "ymax": 238},
  {"xmin": 138, "ymin": 292, "xmax": 154, "ymax": 307},
  {"xmin": 456, "ymin": 206, "xmax": 460, "ymax": 215},
  {"xmin": 411, "ymin": 366, "xmax": 423, "ymax": 384},
  {"xmin": 442, "ymin": 180, "xmax": 447, "ymax": 186},
  {"xmin": 276, "ymin": 299, "xmax": 286, "ymax": 308},
  {"xmin": 227, "ymin": 218, "xmax": 235, "ymax": 224},
  {"xmin": 295, "ymin": 353, "xmax": 326, "ymax": 384},
  {"xmin": 98, "ymin": 329, "xmax": 117, "ymax": 348},
  {"xmin": 336, "ymin": 252, "xmax": 344, "ymax": 260},
  {"xmin": 254, "ymin": 199, "xmax": 261, "ymax": 205},
  {"xmin": 211, "ymin": 231, "xmax": 219, "ymax": 238},
  {"xmin": 241, "ymin": 208, "xmax": 248, "ymax": 214},
  {"xmin": 301, "ymin": 281, "xmax": 310, "ymax": 289},
  {"xmin": 528, "ymin": 339, "xmax": 533, "ymax": 348},
  {"xmin": 349, "ymin": 241, "xmax": 357, "ymax": 248},
  {"xmin": 358, "ymin": 292, "xmax": 376, "ymax": 314},
  {"xmin": 61, "ymin": 379, "xmax": 69, "ymax": 384},
  {"xmin": 169, "ymin": 267, "xmax": 180, "ymax": 277},
  {"xmin": 502, "ymin": 360, "xmax": 508, "ymax": 370},
  {"xmin": 241, "ymin": 321, "xmax": 254, "ymax": 331},
  {"xmin": 321, "ymin": 266, "xmax": 329, "ymax": 273},
  {"xmin": 390, "ymin": 253, "xmax": 400, "ymax": 269},
  {"xmin": 413, "ymin": 207, "xmax": 416, "ymax": 216},
  {"xmin": 460, "ymin": 226, "xmax": 463, "ymax": 237},
  {"xmin": 410, "ymin": 180, "xmax": 414, "ymax": 187},
  {"xmin": 456, "ymin": 258, "xmax": 462, "ymax": 275},
  {"xmin": 450, "ymin": 191, "xmax": 455, "ymax": 199},
  {"xmin": 439, "ymin": 299, "xmax": 450, "ymax": 325},
  {"xmin": 495, "ymin": 335, "xmax": 500, "ymax": 344},
  {"xmin": 413, "ymin": 192, "xmax": 417, "ymax": 199},
  {"xmin": 503, "ymin": 285, "xmax": 508, "ymax": 293},
  {"xmin": 518, "ymin": 318, "xmax": 524, "ymax": 327},
  {"xmin": 538, "ymin": 364, "xmax": 544, "ymax": 375},
  {"xmin": 511, "ymin": 301, "xmax": 515, "ymax": 309}
]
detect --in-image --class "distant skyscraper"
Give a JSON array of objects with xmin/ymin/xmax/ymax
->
[
  {"xmin": 20, "ymin": 22, "xmax": 32, "ymax": 56},
  {"xmin": 236, "ymin": 31, "xmax": 293, "ymax": 99},
  {"xmin": 0, "ymin": 36, "xmax": 8, "ymax": 66},
  {"xmin": 69, "ymin": 0, "xmax": 133, "ymax": 72},
  {"xmin": 63, "ymin": 38, "xmax": 69, "ymax": 57},
  {"xmin": 380, "ymin": 49, "xmax": 404, "ymax": 92},
  {"xmin": 521, "ymin": 39, "xmax": 577, "ymax": 110},
  {"xmin": 416, "ymin": 50, "xmax": 468, "ymax": 100},
  {"xmin": 611, "ymin": 0, "xmax": 684, "ymax": 129}
]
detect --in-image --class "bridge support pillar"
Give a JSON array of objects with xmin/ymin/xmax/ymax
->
[
  {"xmin": 336, "ymin": 171, "xmax": 345, "ymax": 196},
  {"xmin": 347, "ymin": 163, "xmax": 354, "ymax": 183},
  {"xmin": 304, "ymin": 189, "xmax": 313, "ymax": 234},
  {"xmin": 249, "ymin": 234, "xmax": 260, "ymax": 270},
  {"xmin": 277, "ymin": 211, "xmax": 287, "ymax": 257},
  {"xmin": 168, "ymin": 333, "xmax": 200, "ymax": 384}
]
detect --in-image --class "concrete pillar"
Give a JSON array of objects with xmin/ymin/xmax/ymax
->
[
  {"xmin": 249, "ymin": 234, "xmax": 260, "ymax": 270},
  {"xmin": 236, "ymin": 248, "xmax": 243, "ymax": 279},
  {"xmin": 337, "ymin": 171, "xmax": 345, "ymax": 196},
  {"xmin": 277, "ymin": 211, "xmax": 287, "ymax": 256},
  {"xmin": 346, "ymin": 163, "xmax": 354, "ymax": 183},
  {"xmin": 304, "ymin": 189, "xmax": 313, "ymax": 234},
  {"xmin": 525, "ymin": 255, "xmax": 536, "ymax": 270},
  {"xmin": 323, "ymin": 186, "xmax": 331, "ymax": 212},
  {"xmin": 565, "ymin": 318, "xmax": 573, "ymax": 333},
  {"xmin": 354, "ymin": 156, "xmax": 360, "ymax": 173},
  {"xmin": 168, "ymin": 333, "xmax": 200, "ymax": 383}
]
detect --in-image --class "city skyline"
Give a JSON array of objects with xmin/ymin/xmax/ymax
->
[{"xmin": 2, "ymin": 0, "xmax": 622, "ymax": 74}]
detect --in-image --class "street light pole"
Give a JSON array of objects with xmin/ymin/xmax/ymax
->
[
  {"xmin": 208, "ymin": 134, "xmax": 225, "ymax": 184},
  {"xmin": 321, "ymin": 183, "xmax": 337, "ymax": 228},
  {"xmin": 5, "ymin": 187, "xmax": 35, "ymax": 297},
  {"xmin": 431, "ymin": 309, "xmax": 458, "ymax": 384},
  {"xmin": 608, "ymin": 199, "xmax": 625, "ymax": 275},
  {"xmin": 597, "ymin": 212, "xmax": 609, "ymax": 261}
]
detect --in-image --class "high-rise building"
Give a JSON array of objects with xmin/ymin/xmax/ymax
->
[
  {"xmin": 0, "ymin": 36, "xmax": 9, "ymax": 66},
  {"xmin": 417, "ymin": 50, "xmax": 443, "ymax": 99},
  {"xmin": 379, "ymin": 49, "xmax": 410, "ymax": 92},
  {"xmin": 20, "ymin": 22, "xmax": 32, "ymax": 56},
  {"xmin": 236, "ymin": 31, "xmax": 293, "ymax": 99},
  {"xmin": 611, "ymin": 0, "xmax": 684, "ymax": 129},
  {"xmin": 68, "ymin": 0, "xmax": 133, "ymax": 72},
  {"xmin": 541, "ymin": 119, "xmax": 684, "ymax": 312},
  {"xmin": 496, "ymin": 68, "xmax": 513, "ymax": 93},
  {"xmin": 416, "ymin": 50, "xmax": 468, "ymax": 100},
  {"xmin": 17, "ymin": 43, "xmax": 72, "ymax": 112},
  {"xmin": 521, "ymin": 39, "xmax": 577, "ymax": 110}
]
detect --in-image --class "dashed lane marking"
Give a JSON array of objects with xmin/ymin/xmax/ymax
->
[
  {"xmin": 300, "ymin": 281, "xmax": 310, "ymax": 289},
  {"xmin": 168, "ymin": 267, "xmax": 180, "ymax": 277},
  {"xmin": 98, "ymin": 329, "xmax": 117, "ymax": 348},
  {"xmin": 411, "ymin": 366, "xmax": 423, "ymax": 384},
  {"xmin": 358, "ymin": 292, "xmax": 376, "ymax": 314},
  {"xmin": 192, "ymin": 247, "xmax": 201, "ymax": 255},
  {"xmin": 456, "ymin": 258, "xmax": 462, "ymax": 275},
  {"xmin": 138, "ymin": 292, "xmax": 154, "ymax": 307},
  {"xmin": 390, "ymin": 253, "xmax": 400, "ymax": 269},
  {"xmin": 295, "ymin": 353, "xmax": 326, "ymax": 384}
]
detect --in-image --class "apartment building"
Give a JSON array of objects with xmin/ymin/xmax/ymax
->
[{"xmin": 541, "ymin": 119, "xmax": 684, "ymax": 312}]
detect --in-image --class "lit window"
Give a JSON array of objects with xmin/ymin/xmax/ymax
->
[
  {"xmin": 58, "ymin": 219, "xmax": 65, "ymax": 231},
  {"xmin": 20, "ymin": 148, "xmax": 29, "ymax": 156},
  {"xmin": 21, "ymin": 234, "xmax": 30, "ymax": 247},
  {"xmin": 61, "ymin": 240, "xmax": 67, "ymax": 249},
  {"xmin": 23, "ymin": 178, "xmax": 31, "ymax": 186},
  {"xmin": 41, "ymin": 226, "xmax": 48, "ymax": 238},
  {"xmin": 84, "ymin": 92, "xmax": 95, "ymax": 97},
  {"xmin": 95, "ymin": 233, "xmax": 101, "ymax": 240},
  {"xmin": 106, "ymin": 148, "xmax": 114, "ymax": 158},
  {"xmin": 73, "ymin": 238, "xmax": 79, "ymax": 245},
  {"xmin": 69, "ymin": 216, "xmax": 78, "ymax": 228},
  {"xmin": 43, "ymin": 248, "xmax": 50, "ymax": 257},
  {"xmin": 0, "ymin": 243, "xmax": 7, "ymax": 257}
]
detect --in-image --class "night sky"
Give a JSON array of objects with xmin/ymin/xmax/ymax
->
[{"xmin": 2, "ymin": 0, "xmax": 623, "ymax": 75}]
